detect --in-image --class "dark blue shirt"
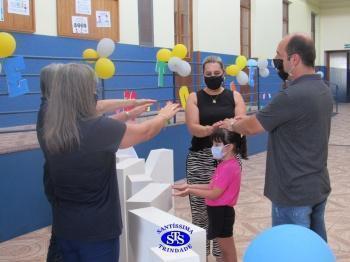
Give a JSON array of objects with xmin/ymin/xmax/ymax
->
[
  {"xmin": 44, "ymin": 116, "xmax": 126, "ymax": 241},
  {"xmin": 256, "ymin": 74, "xmax": 332, "ymax": 206}
]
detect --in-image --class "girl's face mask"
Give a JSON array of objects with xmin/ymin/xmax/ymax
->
[{"xmin": 211, "ymin": 144, "xmax": 228, "ymax": 160}]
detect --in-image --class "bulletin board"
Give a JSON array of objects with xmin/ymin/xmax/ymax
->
[
  {"xmin": 0, "ymin": 0, "xmax": 36, "ymax": 33},
  {"xmin": 56, "ymin": 0, "xmax": 119, "ymax": 41}
]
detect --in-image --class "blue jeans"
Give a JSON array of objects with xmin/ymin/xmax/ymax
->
[
  {"xmin": 56, "ymin": 237, "xmax": 119, "ymax": 262},
  {"xmin": 272, "ymin": 199, "xmax": 328, "ymax": 242}
]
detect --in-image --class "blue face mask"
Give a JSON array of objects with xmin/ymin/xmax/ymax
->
[{"xmin": 211, "ymin": 145, "xmax": 225, "ymax": 160}]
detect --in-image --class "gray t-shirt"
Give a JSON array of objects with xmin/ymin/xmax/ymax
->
[{"xmin": 256, "ymin": 74, "xmax": 332, "ymax": 206}]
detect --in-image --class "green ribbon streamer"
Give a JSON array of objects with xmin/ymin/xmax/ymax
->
[{"xmin": 155, "ymin": 61, "xmax": 167, "ymax": 87}]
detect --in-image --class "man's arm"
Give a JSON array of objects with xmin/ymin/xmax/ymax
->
[{"xmin": 221, "ymin": 115, "xmax": 265, "ymax": 135}]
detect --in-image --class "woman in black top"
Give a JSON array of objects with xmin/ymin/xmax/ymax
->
[
  {"xmin": 41, "ymin": 63, "xmax": 179, "ymax": 262},
  {"xmin": 36, "ymin": 63, "xmax": 159, "ymax": 262},
  {"xmin": 185, "ymin": 56, "xmax": 246, "ymax": 260}
]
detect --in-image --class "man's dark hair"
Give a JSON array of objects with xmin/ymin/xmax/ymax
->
[{"xmin": 286, "ymin": 35, "xmax": 315, "ymax": 67}]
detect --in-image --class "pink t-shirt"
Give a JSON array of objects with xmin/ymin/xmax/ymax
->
[{"xmin": 205, "ymin": 158, "xmax": 241, "ymax": 207}]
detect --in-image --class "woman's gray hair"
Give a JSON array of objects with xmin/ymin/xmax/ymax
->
[
  {"xmin": 202, "ymin": 55, "xmax": 224, "ymax": 72},
  {"xmin": 40, "ymin": 63, "xmax": 63, "ymax": 99},
  {"xmin": 43, "ymin": 63, "xmax": 98, "ymax": 153}
]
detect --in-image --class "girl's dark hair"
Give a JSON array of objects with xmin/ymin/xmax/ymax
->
[{"xmin": 211, "ymin": 128, "xmax": 248, "ymax": 159}]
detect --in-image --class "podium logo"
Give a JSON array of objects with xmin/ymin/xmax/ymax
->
[
  {"xmin": 157, "ymin": 223, "xmax": 193, "ymax": 253},
  {"xmin": 161, "ymin": 231, "xmax": 190, "ymax": 247}
]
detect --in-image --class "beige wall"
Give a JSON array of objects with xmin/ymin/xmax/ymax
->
[
  {"xmin": 251, "ymin": 0, "xmax": 283, "ymax": 58},
  {"xmin": 153, "ymin": 0, "xmax": 174, "ymax": 48},
  {"xmin": 193, "ymin": 0, "xmax": 240, "ymax": 55},
  {"xmin": 319, "ymin": 7, "xmax": 350, "ymax": 65}
]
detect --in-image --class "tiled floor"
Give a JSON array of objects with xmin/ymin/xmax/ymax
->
[{"xmin": 0, "ymin": 104, "xmax": 349, "ymax": 262}]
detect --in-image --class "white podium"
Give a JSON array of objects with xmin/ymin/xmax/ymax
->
[{"xmin": 117, "ymin": 149, "xmax": 206, "ymax": 262}]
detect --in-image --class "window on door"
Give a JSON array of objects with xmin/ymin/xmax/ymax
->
[
  {"xmin": 283, "ymin": 0, "xmax": 289, "ymax": 37},
  {"xmin": 138, "ymin": 0, "xmax": 154, "ymax": 46},
  {"xmin": 240, "ymin": 0, "xmax": 251, "ymax": 57},
  {"xmin": 174, "ymin": 0, "xmax": 193, "ymax": 59},
  {"xmin": 311, "ymin": 12, "xmax": 316, "ymax": 42}
]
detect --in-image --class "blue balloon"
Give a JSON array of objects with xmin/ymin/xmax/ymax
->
[{"xmin": 244, "ymin": 225, "xmax": 335, "ymax": 262}]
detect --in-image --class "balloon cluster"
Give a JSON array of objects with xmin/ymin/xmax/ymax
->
[
  {"xmin": 0, "ymin": 32, "xmax": 16, "ymax": 59},
  {"xmin": 226, "ymin": 56, "xmax": 270, "ymax": 86},
  {"xmin": 226, "ymin": 55, "xmax": 248, "ymax": 85},
  {"xmin": 83, "ymin": 38, "xmax": 116, "ymax": 79},
  {"xmin": 156, "ymin": 44, "xmax": 191, "ymax": 77}
]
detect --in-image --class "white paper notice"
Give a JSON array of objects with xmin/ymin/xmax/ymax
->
[
  {"xmin": 76, "ymin": 0, "xmax": 91, "ymax": 15},
  {"xmin": 96, "ymin": 11, "xmax": 111, "ymax": 28},
  {"xmin": 8, "ymin": 0, "xmax": 29, "ymax": 16},
  {"xmin": 0, "ymin": 0, "xmax": 4, "ymax": 21},
  {"xmin": 72, "ymin": 16, "xmax": 89, "ymax": 34}
]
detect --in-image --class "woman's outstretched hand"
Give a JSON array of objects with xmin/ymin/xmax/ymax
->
[
  {"xmin": 158, "ymin": 102, "xmax": 181, "ymax": 120},
  {"xmin": 173, "ymin": 187, "xmax": 190, "ymax": 197},
  {"xmin": 172, "ymin": 183, "xmax": 189, "ymax": 197},
  {"xmin": 172, "ymin": 182, "xmax": 188, "ymax": 191}
]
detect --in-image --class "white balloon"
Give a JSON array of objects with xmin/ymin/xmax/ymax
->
[
  {"xmin": 257, "ymin": 59, "xmax": 269, "ymax": 69},
  {"xmin": 259, "ymin": 68, "xmax": 270, "ymax": 78},
  {"xmin": 97, "ymin": 38, "xmax": 115, "ymax": 58},
  {"xmin": 177, "ymin": 60, "xmax": 192, "ymax": 77},
  {"xmin": 316, "ymin": 70, "xmax": 324, "ymax": 79},
  {"xmin": 236, "ymin": 71, "xmax": 249, "ymax": 85},
  {"xmin": 168, "ymin": 57, "xmax": 182, "ymax": 72}
]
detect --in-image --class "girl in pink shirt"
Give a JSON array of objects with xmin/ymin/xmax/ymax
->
[{"xmin": 173, "ymin": 129, "xmax": 247, "ymax": 262}]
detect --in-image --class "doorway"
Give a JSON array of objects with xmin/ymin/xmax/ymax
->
[
  {"xmin": 174, "ymin": 0, "xmax": 193, "ymax": 97},
  {"xmin": 326, "ymin": 51, "xmax": 350, "ymax": 102}
]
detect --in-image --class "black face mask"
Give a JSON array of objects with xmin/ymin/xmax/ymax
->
[
  {"xmin": 204, "ymin": 75, "xmax": 224, "ymax": 90},
  {"xmin": 273, "ymin": 59, "xmax": 289, "ymax": 81}
]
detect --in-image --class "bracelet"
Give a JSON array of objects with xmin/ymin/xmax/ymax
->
[
  {"xmin": 157, "ymin": 113, "xmax": 168, "ymax": 120},
  {"xmin": 158, "ymin": 113, "xmax": 169, "ymax": 125}
]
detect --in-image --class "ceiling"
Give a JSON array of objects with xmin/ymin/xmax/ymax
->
[{"xmin": 306, "ymin": 0, "xmax": 350, "ymax": 9}]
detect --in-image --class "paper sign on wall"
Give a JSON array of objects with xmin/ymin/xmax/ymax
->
[
  {"xmin": 0, "ymin": 0, "xmax": 4, "ymax": 21},
  {"xmin": 72, "ymin": 16, "xmax": 89, "ymax": 34},
  {"xmin": 7, "ymin": 0, "xmax": 29, "ymax": 16},
  {"xmin": 75, "ymin": 0, "xmax": 91, "ymax": 15},
  {"xmin": 96, "ymin": 10, "xmax": 111, "ymax": 28}
]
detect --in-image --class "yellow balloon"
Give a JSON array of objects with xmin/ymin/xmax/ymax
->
[
  {"xmin": 179, "ymin": 85, "xmax": 190, "ymax": 109},
  {"xmin": 0, "ymin": 32, "xmax": 16, "ymax": 58},
  {"xmin": 157, "ymin": 48, "xmax": 171, "ymax": 62},
  {"xmin": 95, "ymin": 58, "xmax": 115, "ymax": 79},
  {"xmin": 235, "ymin": 55, "xmax": 247, "ymax": 70},
  {"xmin": 172, "ymin": 44, "xmax": 187, "ymax": 59},
  {"xmin": 225, "ymin": 65, "xmax": 240, "ymax": 76},
  {"xmin": 83, "ymin": 48, "xmax": 99, "ymax": 63}
]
